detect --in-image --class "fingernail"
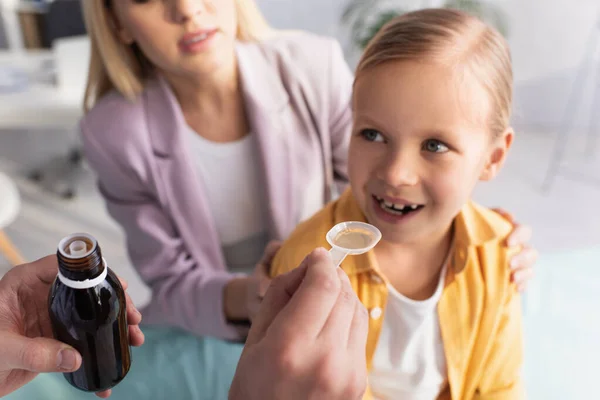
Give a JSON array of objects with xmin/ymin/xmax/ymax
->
[
  {"xmin": 313, "ymin": 247, "xmax": 328, "ymax": 257},
  {"xmin": 58, "ymin": 348, "xmax": 78, "ymax": 370}
]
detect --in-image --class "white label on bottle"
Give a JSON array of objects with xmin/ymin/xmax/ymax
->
[{"xmin": 57, "ymin": 258, "xmax": 108, "ymax": 289}]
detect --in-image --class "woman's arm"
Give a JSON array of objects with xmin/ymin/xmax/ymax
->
[{"xmin": 81, "ymin": 121, "xmax": 247, "ymax": 340}]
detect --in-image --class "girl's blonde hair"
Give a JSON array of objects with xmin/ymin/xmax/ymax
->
[
  {"xmin": 356, "ymin": 8, "xmax": 513, "ymax": 136},
  {"xmin": 81, "ymin": 0, "xmax": 274, "ymax": 111}
]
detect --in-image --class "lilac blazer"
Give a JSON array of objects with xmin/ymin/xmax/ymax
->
[{"xmin": 80, "ymin": 33, "xmax": 353, "ymax": 340}]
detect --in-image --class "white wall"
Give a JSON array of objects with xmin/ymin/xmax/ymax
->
[
  {"xmin": 503, "ymin": 0, "xmax": 599, "ymax": 83},
  {"xmin": 503, "ymin": 0, "xmax": 600, "ymax": 131},
  {"xmin": 257, "ymin": 0, "xmax": 600, "ymax": 131}
]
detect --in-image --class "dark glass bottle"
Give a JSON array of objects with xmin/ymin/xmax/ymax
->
[{"xmin": 48, "ymin": 233, "xmax": 131, "ymax": 392}]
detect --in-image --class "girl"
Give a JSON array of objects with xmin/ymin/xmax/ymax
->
[{"xmin": 272, "ymin": 9, "xmax": 525, "ymax": 399}]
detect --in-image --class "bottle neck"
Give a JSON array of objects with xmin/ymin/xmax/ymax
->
[{"xmin": 57, "ymin": 245, "xmax": 104, "ymax": 282}]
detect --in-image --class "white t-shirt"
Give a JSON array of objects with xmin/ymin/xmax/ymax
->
[
  {"xmin": 369, "ymin": 260, "xmax": 450, "ymax": 400},
  {"xmin": 187, "ymin": 129, "xmax": 269, "ymax": 275}
]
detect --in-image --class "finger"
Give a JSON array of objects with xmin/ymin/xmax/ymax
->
[
  {"xmin": 129, "ymin": 325, "xmax": 145, "ymax": 347},
  {"xmin": 506, "ymin": 224, "xmax": 533, "ymax": 247},
  {"xmin": 258, "ymin": 276, "xmax": 272, "ymax": 297},
  {"xmin": 255, "ymin": 258, "xmax": 271, "ymax": 281},
  {"xmin": 511, "ymin": 267, "xmax": 534, "ymax": 287},
  {"xmin": 121, "ymin": 287, "xmax": 143, "ymax": 347},
  {"xmin": 347, "ymin": 298, "xmax": 369, "ymax": 359},
  {"xmin": 125, "ymin": 293, "xmax": 142, "ymax": 326},
  {"xmin": 510, "ymin": 247, "xmax": 539, "ymax": 270},
  {"xmin": 30, "ymin": 255, "xmax": 59, "ymax": 284},
  {"xmin": 509, "ymin": 264, "xmax": 531, "ymax": 277},
  {"xmin": 262, "ymin": 240, "xmax": 283, "ymax": 263},
  {"xmin": 319, "ymin": 268, "xmax": 356, "ymax": 342},
  {"xmin": 492, "ymin": 208, "xmax": 514, "ymax": 223},
  {"xmin": 117, "ymin": 276, "xmax": 129, "ymax": 291},
  {"xmin": 269, "ymin": 248, "xmax": 341, "ymax": 340},
  {"xmin": 259, "ymin": 240, "xmax": 283, "ymax": 278},
  {"xmin": 1, "ymin": 333, "xmax": 82, "ymax": 373},
  {"xmin": 246, "ymin": 255, "xmax": 310, "ymax": 345},
  {"xmin": 96, "ymin": 389, "xmax": 112, "ymax": 398}
]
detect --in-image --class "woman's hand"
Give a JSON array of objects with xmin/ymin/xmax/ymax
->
[
  {"xmin": 224, "ymin": 241, "xmax": 282, "ymax": 323},
  {"xmin": 493, "ymin": 208, "xmax": 539, "ymax": 292},
  {"xmin": 247, "ymin": 241, "xmax": 282, "ymax": 322}
]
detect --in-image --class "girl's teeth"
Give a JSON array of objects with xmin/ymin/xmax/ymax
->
[
  {"xmin": 375, "ymin": 196, "xmax": 421, "ymax": 213},
  {"xmin": 380, "ymin": 201, "xmax": 403, "ymax": 215}
]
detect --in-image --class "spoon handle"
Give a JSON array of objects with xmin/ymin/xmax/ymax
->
[{"xmin": 329, "ymin": 247, "xmax": 348, "ymax": 268}]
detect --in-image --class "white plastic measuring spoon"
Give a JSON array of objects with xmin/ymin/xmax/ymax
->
[{"xmin": 326, "ymin": 221, "xmax": 382, "ymax": 268}]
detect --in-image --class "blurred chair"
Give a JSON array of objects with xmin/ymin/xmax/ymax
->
[
  {"xmin": 26, "ymin": 0, "xmax": 88, "ymax": 199},
  {"xmin": 0, "ymin": 171, "xmax": 25, "ymax": 266},
  {"xmin": 27, "ymin": 34, "xmax": 90, "ymax": 198}
]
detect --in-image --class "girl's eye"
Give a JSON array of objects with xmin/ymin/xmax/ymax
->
[
  {"xmin": 360, "ymin": 129, "xmax": 385, "ymax": 143},
  {"xmin": 422, "ymin": 139, "xmax": 449, "ymax": 153}
]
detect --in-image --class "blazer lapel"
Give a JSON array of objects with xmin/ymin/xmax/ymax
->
[
  {"xmin": 236, "ymin": 41, "xmax": 296, "ymax": 240},
  {"xmin": 143, "ymin": 76, "xmax": 226, "ymax": 269}
]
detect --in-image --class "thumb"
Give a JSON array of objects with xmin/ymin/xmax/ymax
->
[{"xmin": 3, "ymin": 333, "xmax": 82, "ymax": 373}]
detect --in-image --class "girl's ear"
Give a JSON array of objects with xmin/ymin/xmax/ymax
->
[{"xmin": 480, "ymin": 128, "xmax": 514, "ymax": 181}]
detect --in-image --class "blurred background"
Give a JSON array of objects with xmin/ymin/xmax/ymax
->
[{"xmin": 0, "ymin": 0, "xmax": 598, "ymax": 398}]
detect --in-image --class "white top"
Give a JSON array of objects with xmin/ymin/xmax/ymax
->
[
  {"xmin": 187, "ymin": 129, "xmax": 269, "ymax": 275},
  {"xmin": 369, "ymin": 261, "xmax": 450, "ymax": 400}
]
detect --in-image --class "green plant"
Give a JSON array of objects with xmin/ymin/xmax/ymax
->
[{"xmin": 342, "ymin": 0, "xmax": 509, "ymax": 50}]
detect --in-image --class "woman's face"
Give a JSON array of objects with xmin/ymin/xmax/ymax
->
[{"xmin": 111, "ymin": 0, "xmax": 238, "ymax": 78}]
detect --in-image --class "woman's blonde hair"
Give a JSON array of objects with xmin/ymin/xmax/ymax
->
[
  {"xmin": 355, "ymin": 8, "xmax": 513, "ymax": 136},
  {"xmin": 82, "ymin": 0, "xmax": 274, "ymax": 111}
]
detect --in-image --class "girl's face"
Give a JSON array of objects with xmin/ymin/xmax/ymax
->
[
  {"xmin": 111, "ymin": 0, "xmax": 238, "ymax": 78},
  {"xmin": 349, "ymin": 60, "xmax": 513, "ymax": 246}
]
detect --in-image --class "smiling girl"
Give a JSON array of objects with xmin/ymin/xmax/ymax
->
[{"xmin": 272, "ymin": 9, "xmax": 525, "ymax": 399}]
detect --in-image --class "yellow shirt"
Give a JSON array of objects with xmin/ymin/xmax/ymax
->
[{"xmin": 271, "ymin": 189, "xmax": 524, "ymax": 400}]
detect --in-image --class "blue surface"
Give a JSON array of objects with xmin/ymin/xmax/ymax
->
[
  {"xmin": 522, "ymin": 246, "xmax": 600, "ymax": 399},
  {"xmin": 5, "ymin": 326, "xmax": 243, "ymax": 400}
]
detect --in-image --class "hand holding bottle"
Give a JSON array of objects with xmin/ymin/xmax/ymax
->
[{"xmin": 0, "ymin": 255, "xmax": 144, "ymax": 398}]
